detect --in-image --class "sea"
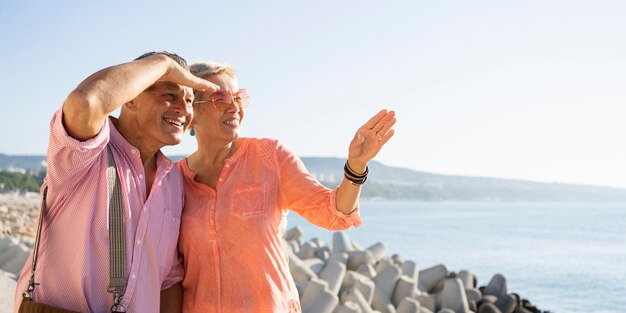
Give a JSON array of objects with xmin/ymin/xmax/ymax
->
[{"xmin": 286, "ymin": 201, "xmax": 626, "ymax": 313}]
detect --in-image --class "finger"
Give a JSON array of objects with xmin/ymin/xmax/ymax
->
[
  {"xmin": 376, "ymin": 117, "xmax": 397, "ymax": 137},
  {"xmin": 362, "ymin": 109, "xmax": 388, "ymax": 129},
  {"xmin": 351, "ymin": 130, "xmax": 365, "ymax": 144},
  {"xmin": 380, "ymin": 129, "xmax": 395, "ymax": 146},
  {"xmin": 189, "ymin": 75, "xmax": 220, "ymax": 93},
  {"xmin": 371, "ymin": 110, "xmax": 396, "ymax": 133}
]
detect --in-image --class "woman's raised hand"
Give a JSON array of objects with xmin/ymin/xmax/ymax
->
[{"xmin": 347, "ymin": 109, "xmax": 396, "ymax": 172}]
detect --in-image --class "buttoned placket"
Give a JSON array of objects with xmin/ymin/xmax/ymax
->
[
  {"xmin": 208, "ymin": 159, "xmax": 235, "ymax": 312},
  {"xmin": 119, "ymin": 149, "xmax": 171, "ymax": 308}
]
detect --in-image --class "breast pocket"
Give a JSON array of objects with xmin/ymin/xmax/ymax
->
[{"xmin": 232, "ymin": 183, "xmax": 267, "ymax": 218}]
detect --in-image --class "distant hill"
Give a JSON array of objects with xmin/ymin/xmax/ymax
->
[
  {"xmin": 300, "ymin": 157, "xmax": 626, "ymax": 202},
  {"xmin": 2, "ymin": 153, "xmax": 625, "ymax": 202}
]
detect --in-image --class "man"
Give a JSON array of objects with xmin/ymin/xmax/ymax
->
[{"xmin": 13, "ymin": 51, "xmax": 217, "ymax": 312}]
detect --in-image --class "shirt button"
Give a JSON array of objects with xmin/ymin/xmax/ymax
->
[
  {"xmin": 139, "ymin": 174, "xmax": 144, "ymax": 180},
  {"xmin": 143, "ymin": 206, "xmax": 147, "ymax": 212},
  {"xmin": 131, "ymin": 150, "xmax": 136, "ymax": 154},
  {"xmin": 131, "ymin": 272, "xmax": 136, "ymax": 279},
  {"xmin": 136, "ymin": 239, "xmax": 142, "ymax": 246},
  {"xmin": 225, "ymin": 164, "xmax": 230, "ymax": 168},
  {"xmin": 218, "ymin": 178, "xmax": 223, "ymax": 182}
]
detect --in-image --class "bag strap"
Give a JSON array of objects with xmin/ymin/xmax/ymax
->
[
  {"xmin": 106, "ymin": 147, "xmax": 126, "ymax": 311},
  {"xmin": 22, "ymin": 146, "xmax": 127, "ymax": 313},
  {"xmin": 22, "ymin": 186, "xmax": 47, "ymax": 299}
]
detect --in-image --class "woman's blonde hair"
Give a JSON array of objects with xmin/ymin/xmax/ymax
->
[{"xmin": 189, "ymin": 61, "xmax": 236, "ymax": 79}]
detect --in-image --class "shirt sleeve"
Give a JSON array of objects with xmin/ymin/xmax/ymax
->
[
  {"xmin": 161, "ymin": 252, "xmax": 184, "ymax": 289},
  {"xmin": 274, "ymin": 140, "xmax": 362, "ymax": 230},
  {"xmin": 45, "ymin": 107, "xmax": 110, "ymax": 202}
]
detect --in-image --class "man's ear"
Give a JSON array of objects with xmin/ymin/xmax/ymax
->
[{"xmin": 124, "ymin": 99, "xmax": 139, "ymax": 111}]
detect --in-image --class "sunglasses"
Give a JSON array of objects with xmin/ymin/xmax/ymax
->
[{"xmin": 193, "ymin": 88, "xmax": 250, "ymax": 111}]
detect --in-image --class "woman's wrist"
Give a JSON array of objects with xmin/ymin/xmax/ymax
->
[
  {"xmin": 346, "ymin": 159, "xmax": 367, "ymax": 175},
  {"xmin": 344, "ymin": 161, "xmax": 368, "ymax": 186}
]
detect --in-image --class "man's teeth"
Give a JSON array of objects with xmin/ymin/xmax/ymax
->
[
  {"xmin": 165, "ymin": 118, "xmax": 183, "ymax": 127},
  {"xmin": 224, "ymin": 120, "xmax": 239, "ymax": 126}
]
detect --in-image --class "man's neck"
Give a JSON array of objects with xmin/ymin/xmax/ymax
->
[{"xmin": 113, "ymin": 118, "xmax": 160, "ymax": 194}]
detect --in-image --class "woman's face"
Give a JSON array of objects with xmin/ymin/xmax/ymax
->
[{"xmin": 192, "ymin": 73, "xmax": 245, "ymax": 143}]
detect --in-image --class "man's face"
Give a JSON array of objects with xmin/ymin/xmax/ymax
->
[{"xmin": 131, "ymin": 81, "xmax": 194, "ymax": 148}]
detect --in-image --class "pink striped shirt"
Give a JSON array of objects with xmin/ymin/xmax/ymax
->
[
  {"xmin": 177, "ymin": 138, "xmax": 362, "ymax": 312},
  {"xmin": 14, "ymin": 109, "xmax": 184, "ymax": 312}
]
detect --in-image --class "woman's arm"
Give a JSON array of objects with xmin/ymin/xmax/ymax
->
[
  {"xmin": 160, "ymin": 282, "xmax": 183, "ymax": 313},
  {"xmin": 335, "ymin": 109, "xmax": 396, "ymax": 214}
]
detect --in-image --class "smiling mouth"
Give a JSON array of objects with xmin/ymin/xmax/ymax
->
[
  {"xmin": 224, "ymin": 119, "xmax": 239, "ymax": 127},
  {"xmin": 164, "ymin": 118, "xmax": 184, "ymax": 128}
]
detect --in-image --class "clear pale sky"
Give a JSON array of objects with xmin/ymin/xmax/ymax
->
[{"xmin": 1, "ymin": 1, "xmax": 625, "ymax": 188}]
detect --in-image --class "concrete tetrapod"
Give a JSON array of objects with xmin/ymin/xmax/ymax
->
[
  {"xmin": 303, "ymin": 257, "xmax": 326, "ymax": 275},
  {"xmin": 483, "ymin": 274, "xmax": 507, "ymax": 299},
  {"xmin": 418, "ymin": 264, "xmax": 448, "ymax": 293},
  {"xmin": 440, "ymin": 277, "xmax": 470, "ymax": 313},
  {"xmin": 285, "ymin": 225, "xmax": 304, "ymax": 241},
  {"xmin": 401, "ymin": 260, "xmax": 419, "ymax": 283},
  {"xmin": 288, "ymin": 249, "xmax": 318, "ymax": 284},
  {"xmin": 465, "ymin": 288, "xmax": 482, "ymax": 303},
  {"xmin": 366, "ymin": 242, "xmax": 387, "ymax": 262},
  {"xmin": 334, "ymin": 301, "xmax": 364, "ymax": 313},
  {"xmin": 413, "ymin": 294, "xmax": 436, "ymax": 313},
  {"xmin": 458, "ymin": 270, "xmax": 477, "ymax": 289},
  {"xmin": 341, "ymin": 271, "xmax": 376, "ymax": 304},
  {"xmin": 396, "ymin": 297, "xmax": 421, "ymax": 313},
  {"xmin": 302, "ymin": 290, "xmax": 339, "ymax": 313},
  {"xmin": 494, "ymin": 294, "xmax": 516, "ymax": 313},
  {"xmin": 300, "ymin": 241, "xmax": 320, "ymax": 259},
  {"xmin": 357, "ymin": 263, "xmax": 378, "ymax": 278},
  {"xmin": 373, "ymin": 261, "xmax": 402, "ymax": 298},
  {"xmin": 391, "ymin": 276, "xmax": 417, "ymax": 307},
  {"xmin": 286, "ymin": 240, "xmax": 301, "ymax": 254},
  {"xmin": 329, "ymin": 252, "xmax": 350, "ymax": 266},
  {"xmin": 300, "ymin": 277, "xmax": 330, "ymax": 308},
  {"xmin": 372, "ymin": 286, "xmax": 397, "ymax": 313},
  {"xmin": 319, "ymin": 259, "xmax": 348, "ymax": 295},
  {"xmin": 333, "ymin": 232, "xmax": 355, "ymax": 253},
  {"xmin": 341, "ymin": 288, "xmax": 374, "ymax": 313},
  {"xmin": 478, "ymin": 302, "xmax": 503, "ymax": 313},
  {"xmin": 347, "ymin": 250, "xmax": 376, "ymax": 271},
  {"xmin": 0, "ymin": 243, "xmax": 28, "ymax": 275}
]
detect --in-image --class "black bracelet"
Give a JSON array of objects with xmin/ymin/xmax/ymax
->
[
  {"xmin": 344, "ymin": 161, "xmax": 368, "ymax": 185},
  {"xmin": 344, "ymin": 173, "xmax": 367, "ymax": 185},
  {"xmin": 344, "ymin": 162, "xmax": 368, "ymax": 178}
]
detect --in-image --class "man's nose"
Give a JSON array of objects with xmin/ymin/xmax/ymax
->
[{"xmin": 173, "ymin": 98, "xmax": 193, "ymax": 115}]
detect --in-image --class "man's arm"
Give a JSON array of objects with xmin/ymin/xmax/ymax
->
[
  {"xmin": 62, "ymin": 54, "xmax": 217, "ymax": 140},
  {"xmin": 160, "ymin": 282, "xmax": 183, "ymax": 313}
]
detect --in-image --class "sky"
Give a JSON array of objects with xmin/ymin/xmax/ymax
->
[{"xmin": 1, "ymin": 0, "xmax": 625, "ymax": 188}]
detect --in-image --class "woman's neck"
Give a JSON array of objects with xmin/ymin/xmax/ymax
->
[{"xmin": 190, "ymin": 138, "xmax": 241, "ymax": 170}]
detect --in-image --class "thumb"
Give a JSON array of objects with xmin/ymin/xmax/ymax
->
[{"xmin": 353, "ymin": 130, "xmax": 365, "ymax": 144}]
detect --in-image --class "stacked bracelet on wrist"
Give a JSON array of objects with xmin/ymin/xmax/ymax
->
[{"xmin": 344, "ymin": 161, "xmax": 368, "ymax": 185}]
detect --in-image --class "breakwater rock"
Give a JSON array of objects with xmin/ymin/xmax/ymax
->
[
  {"xmin": 0, "ymin": 193, "xmax": 38, "ymax": 247},
  {"xmin": 0, "ymin": 235, "xmax": 30, "ymax": 276},
  {"xmin": 285, "ymin": 227, "xmax": 547, "ymax": 313}
]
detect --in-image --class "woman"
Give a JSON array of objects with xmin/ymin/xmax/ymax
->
[{"xmin": 176, "ymin": 61, "xmax": 396, "ymax": 312}]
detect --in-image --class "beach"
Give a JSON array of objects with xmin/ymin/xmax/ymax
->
[{"xmin": 4, "ymin": 196, "xmax": 624, "ymax": 312}]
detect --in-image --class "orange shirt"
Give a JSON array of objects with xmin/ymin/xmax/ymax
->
[{"xmin": 176, "ymin": 138, "xmax": 362, "ymax": 313}]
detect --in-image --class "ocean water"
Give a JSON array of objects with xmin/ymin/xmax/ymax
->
[{"xmin": 286, "ymin": 201, "xmax": 626, "ymax": 313}]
